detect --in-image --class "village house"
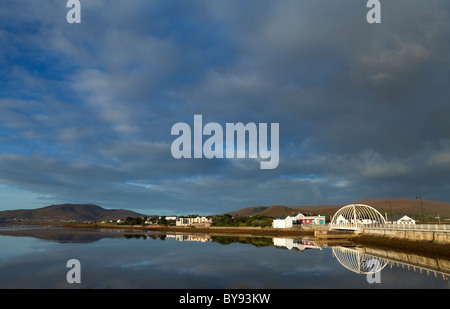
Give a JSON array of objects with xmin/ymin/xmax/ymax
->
[
  {"xmin": 335, "ymin": 213, "xmax": 416, "ymax": 225},
  {"xmin": 334, "ymin": 215, "xmax": 379, "ymax": 225},
  {"xmin": 272, "ymin": 213, "xmax": 326, "ymax": 228},
  {"xmin": 335, "ymin": 214, "xmax": 347, "ymax": 225},
  {"xmin": 176, "ymin": 216, "xmax": 212, "ymax": 227},
  {"xmin": 389, "ymin": 215, "xmax": 416, "ymax": 224}
]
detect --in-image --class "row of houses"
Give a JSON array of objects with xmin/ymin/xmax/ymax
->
[
  {"xmin": 118, "ymin": 211, "xmax": 417, "ymax": 229},
  {"xmin": 273, "ymin": 213, "xmax": 326, "ymax": 228},
  {"xmin": 334, "ymin": 214, "xmax": 416, "ymax": 225},
  {"xmin": 140, "ymin": 215, "xmax": 212, "ymax": 227},
  {"xmin": 273, "ymin": 213, "xmax": 416, "ymax": 228}
]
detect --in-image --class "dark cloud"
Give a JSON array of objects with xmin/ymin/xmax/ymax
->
[{"xmin": 0, "ymin": 0, "xmax": 449, "ymax": 214}]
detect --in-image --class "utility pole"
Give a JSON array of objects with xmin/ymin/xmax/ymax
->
[
  {"xmin": 385, "ymin": 200, "xmax": 391, "ymax": 222},
  {"xmin": 416, "ymin": 195, "xmax": 424, "ymax": 224}
]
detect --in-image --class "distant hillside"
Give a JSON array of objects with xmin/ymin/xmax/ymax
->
[
  {"xmin": 0, "ymin": 204, "xmax": 147, "ymax": 223},
  {"xmin": 226, "ymin": 205, "xmax": 341, "ymax": 219},
  {"xmin": 354, "ymin": 198, "xmax": 450, "ymax": 220},
  {"xmin": 225, "ymin": 198, "xmax": 450, "ymax": 222}
]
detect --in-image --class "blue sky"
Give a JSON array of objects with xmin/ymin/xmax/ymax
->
[{"xmin": 1, "ymin": 0, "xmax": 450, "ymax": 215}]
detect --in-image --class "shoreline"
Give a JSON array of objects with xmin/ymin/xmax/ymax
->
[{"xmin": 42, "ymin": 222, "xmax": 317, "ymax": 237}]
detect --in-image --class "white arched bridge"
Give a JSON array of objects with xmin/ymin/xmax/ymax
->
[{"xmin": 329, "ymin": 204, "xmax": 386, "ymax": 231}]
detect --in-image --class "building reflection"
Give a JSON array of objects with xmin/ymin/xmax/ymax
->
[
  {"xmin": 125, "ymin": 231, "xmax": 450, "ymax": 284},
  {"xmin": 273, "ymin": 237, "xmax": 322, "ymax": 252},
  {"xmin": 166, "ymin": 234, "xmax": 211, "ymax": 242}
]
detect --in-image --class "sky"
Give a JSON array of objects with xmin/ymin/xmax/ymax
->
[{"xmin": 1, "ymin": 0, "xmax": 450, "ymax": 215}]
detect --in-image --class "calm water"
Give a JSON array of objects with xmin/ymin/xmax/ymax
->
[{"xmin": 0, "ymin": 226, "xmax": 448, "ymax": 289}]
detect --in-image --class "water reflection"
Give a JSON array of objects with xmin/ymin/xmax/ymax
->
[
  {"xmin": 273, "ymin": 237, "xmax": 323, "ymax": 252},
  {"xmin": 0, "ymin": 226, "xmax": 125, "ymax": 243},
  {"xmin": 0, "ymin": 226, "xmax": 448, "ymax": 288},
  {"xmin": 122, "ymin": 231, "xmax": 450, "ymax": 285},
  {"xmin": 332, "ymin": 246, "xmax": 450, "ymax": 282},
  {"xmin": 332, "ymin": 246, "xmax": 388, "ymax": 275},
  {"xmin": 122, "ymin": 231, "xmax": 450, "ymax": 284}
]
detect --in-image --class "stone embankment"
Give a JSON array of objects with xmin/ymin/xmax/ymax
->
[{"xmin": 360, "ymin": 227, "xmax": 450, "ymax": 244}]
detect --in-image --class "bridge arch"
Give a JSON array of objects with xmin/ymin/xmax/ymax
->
[{"xmin": 330, "ymin": 203, "xmax": 386, "ymax": 230}]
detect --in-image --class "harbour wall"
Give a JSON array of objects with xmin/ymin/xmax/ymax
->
[
  {"xmin": 307, "ymin": 225, "xmax": 450, "ymax": 244},
  {"xmin": 360, "ymin": 227, "xmax": 450, "ymax": 244}
]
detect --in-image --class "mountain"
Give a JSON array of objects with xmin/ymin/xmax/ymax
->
[
  {"xmin": 225, "ymin": 198, "xmax": 450, "ymax": 221},
  {"xmin": 0, "ymin": 204, "xmax": 148, "ymax": 223}
]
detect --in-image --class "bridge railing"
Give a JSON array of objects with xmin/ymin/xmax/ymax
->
[
  {"xmin": 328, "ymin": 223, "xmax": 359, "ymax": 230},
  {"xmin": 360, "ymin": 223, "xmax": 450, "ymax": 232}
]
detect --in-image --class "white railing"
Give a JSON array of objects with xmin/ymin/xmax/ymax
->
[
  {"xmin": 328, "ymin": 223, "xmax": 450, "ymax": 232},
  {"xmin": 360, "ymin": 223, "xmax": 450, "ymax": 232},
  {"xmin": 328, "ymin": 223, "xmax": 360, "ymax": 230}
]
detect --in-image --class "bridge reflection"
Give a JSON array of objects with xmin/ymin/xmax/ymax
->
[
  {"xmin": 332, "ymin": 246, "xmax": 387, "ymax": 275},
  {"xmin": 128, "ymin": 232, "xmax": 450, "ymax": 283},
  {"xmin": 270, "ymin": 236, "xmax": 450, "ymax": 282},
  {"xmin": 331, "ymin": 245, "xmax": 450, "ymax": 281}
]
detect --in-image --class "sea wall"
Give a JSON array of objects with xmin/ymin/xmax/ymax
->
[{"xmin": 361, "ymin": 227, "xmax": 450, "ymax": 244}]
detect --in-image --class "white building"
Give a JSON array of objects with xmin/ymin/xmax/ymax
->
[
  {"xmin": 334, "ymin": 215, "xmax": 378, "ymax": 225},
  {"xmin": 386, "ymin": 215, "xmax": 416, "ymax": 224},
  {"xmin": 272, "ymin": 213, "xmax": 326, "ymax": 228},
  {"xmin": 273, "ymin": 216, "xmax": 294, "ymax": 228},
  {"xmin": 176, "ymin": 216, "xmax": 211, "ymax": 226},
  {"xmin": 335, "ymin": 214, "xmax": 348, "ymax": 225},
  {"xmin": 395, "ymin": 215, "xmax": 415, "ymax": 224},
  {"xmin": 161, "ymin": 216, "xmax": 178, "ymax": 221}
]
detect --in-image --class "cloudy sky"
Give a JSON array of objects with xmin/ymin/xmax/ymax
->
[{"xmin": 1, "ymin": 0, "xmax": 449, "ymax": 215}]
